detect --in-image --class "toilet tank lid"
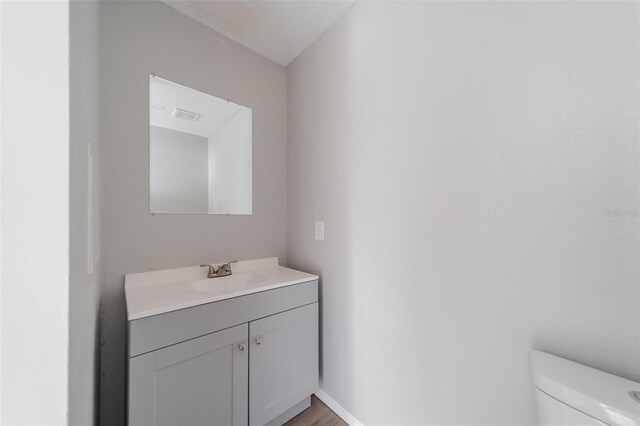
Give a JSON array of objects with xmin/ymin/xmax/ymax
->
[{"xmin": 531, "ymin": 351, "xmax": 640, "ymax": 425}]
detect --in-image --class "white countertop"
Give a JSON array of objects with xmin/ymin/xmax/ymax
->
[{"xmin": 125, "ymin": 257, "xmax": 318, "ymax": 320}]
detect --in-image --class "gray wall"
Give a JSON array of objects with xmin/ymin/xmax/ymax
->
[
  {"xmin": 150, "ymin": 126, "xmax": 209, "ymax": 214},
  {"xmin": 99, "ymin": 2, "xmax": 287, "ymax": 425},
  {"xmin": 70, "ymin": 0, "xmax": 102, "ymax": 424},
  {"xmin": 287, "ymin": 2, "xmax": 640, "ymax": 424}
]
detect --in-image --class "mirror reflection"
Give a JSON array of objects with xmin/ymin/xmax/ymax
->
[{"xmin": 149, "ymin": 75, "xmax": 252, "ymax": 214}]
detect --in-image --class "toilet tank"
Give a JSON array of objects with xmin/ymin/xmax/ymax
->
[{"xmin": 531, "ymin": 351, "xmax": 640, "ymax": 426}]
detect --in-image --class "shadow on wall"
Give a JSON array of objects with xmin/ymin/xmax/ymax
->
[{"xmin": 285, "ymin": 6, "xmax": 361, "ymax": 417}]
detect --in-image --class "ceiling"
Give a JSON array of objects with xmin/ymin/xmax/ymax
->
[
  {"xmin": 161, "ymin": 0, "xmax": 356, "ymax": 66},
  {"xmin": 150, "ymin": 75, "xmax": 247, "ymax": 137}
]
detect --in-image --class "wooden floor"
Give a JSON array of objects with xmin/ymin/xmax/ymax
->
[{"xmin": 285, "ymin": 395, "xmax": 348, "ymax": 426}]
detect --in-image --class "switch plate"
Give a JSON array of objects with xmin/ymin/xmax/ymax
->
[{"xmin": 315, "ymin": 221, "xmax": 325, "ymax": 241}]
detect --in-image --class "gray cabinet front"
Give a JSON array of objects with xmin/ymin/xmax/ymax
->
[
  {"xmin": 128, "ymin": 324, "xmax": 249, "ymax": 426},
  {"xmin": 249, "ymin": 303, "xmax": 319, "ymax": 426},
  {"xmin": 127, "ymin": 280, "xmax": 319, "ymax": 426}
]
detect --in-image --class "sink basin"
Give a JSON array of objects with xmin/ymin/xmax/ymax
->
[{"xmin": 190, "ymin": 273, "xmax": 265, "ymax": 292}]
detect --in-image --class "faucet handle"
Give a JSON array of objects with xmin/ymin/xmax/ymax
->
[
  {"xmin": 200, "ymin": 264, "xmax": 216, "ymax": 274},
  {"xmin": 220, "ymin": 260, "xmax": 238, "ymax": 272}
]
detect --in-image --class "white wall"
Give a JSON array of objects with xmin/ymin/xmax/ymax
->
[
  {"xmin": 99, "ymin": 2, "xmax": 287, "ymax": 424},
  {"xmin": 150, "ymin": 126, "xmax": 209, "ymax": 213},
  {"xmin": 1, "ymin": 1, "xmax": 71, "ymax": 424},
  {"xmin": 69, "ymin": 0, "xmax": 102, "ymax": 423},
  {"xmin": 209, "ymin": 108, "xmax": 252, "ymax": 214},
  {"xmin": 287, "ymin": 2, "xmax": 640, "ymax": 424}
]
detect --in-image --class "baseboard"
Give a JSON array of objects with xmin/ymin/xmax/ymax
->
[{"xmin": 314, "ymin": 388, "xmax": 364, "ymax": 426}]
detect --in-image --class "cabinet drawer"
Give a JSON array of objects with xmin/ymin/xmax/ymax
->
[{"xmin": 128, "ymin": 280, "xmax": 318, "ymax": 357}]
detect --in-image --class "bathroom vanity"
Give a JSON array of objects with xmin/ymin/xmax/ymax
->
[{"xmin": 125, "ymin": 258, "xmax": 319, "ymax": 426}]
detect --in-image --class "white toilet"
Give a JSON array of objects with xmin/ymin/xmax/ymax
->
[{"xmin": 531, "ymin": 351, "xmax": 640, "ymax": 426}]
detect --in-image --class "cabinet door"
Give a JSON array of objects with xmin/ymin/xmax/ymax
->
[
  {"xmin": 128, "ymin": 324, "xmax": 248, "ymax": 426},
  {"xmin": 249, "ymin": 303, "xmax": 318, "ymax": 426}
]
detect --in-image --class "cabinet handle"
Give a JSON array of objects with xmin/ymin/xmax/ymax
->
[
  {"xmin": 255, "ymin": 337, "xmax": 262, "ymax": 346},
  {"xmin": 238, "ymin": 343, "xmax": 246, "ymax": 351}
]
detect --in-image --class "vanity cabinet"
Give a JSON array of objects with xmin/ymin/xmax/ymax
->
[{"xmin": 127, "ymin": 279, "xmax": 318, "ymax": 426}]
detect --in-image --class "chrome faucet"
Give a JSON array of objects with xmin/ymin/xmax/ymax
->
[{"xmin": 200, "ymin": 260, "xmax": 238, "ymax": 278}]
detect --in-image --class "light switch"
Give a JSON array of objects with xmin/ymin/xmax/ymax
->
[{"xmin": 315, "ymin": 221, "xmax": 325, "ymax": 241}]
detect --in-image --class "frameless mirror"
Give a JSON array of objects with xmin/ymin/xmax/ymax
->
[{"xmin": 149, "ymin": 75, "xmax": 252, "ymax": 214}]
